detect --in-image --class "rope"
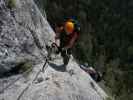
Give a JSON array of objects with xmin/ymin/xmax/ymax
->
[
  {"xmin": 0, "ymin": 56, "xmax": 49, "ymax": 93},
  {"xmin": 17, "ymin": 58, "xmax": 49, "ymax": 100},
  {"xmin": 4, "ymin": 4, "xmax": 52, "ymax": 99},
  {"xmin": 0, "ymin": 67, "xmax": 32, "ymax": 93}
]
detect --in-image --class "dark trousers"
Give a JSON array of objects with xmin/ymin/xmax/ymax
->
[
  {"xmin": 46, "ymin": 44, "xmax": 72, "ymax": 66},
  {"xmin": 58, "ymin": 47, "xmax": 72, "ymax": 66}
]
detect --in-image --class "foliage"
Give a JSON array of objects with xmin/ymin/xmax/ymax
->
[
  {"xmin": 36, "ymin": 0, "xmax": 133, "ymax": 99},
  {"xmin": 7, "ymin": 0, "xmax": 16, "ymax": 8},
  {"xmin": 106, "ymin": 96, "xmax": 113, "ymax": 100},
  {"xmin": 15, "ymin": 61, "xmax": 33, "ymax": 76}
]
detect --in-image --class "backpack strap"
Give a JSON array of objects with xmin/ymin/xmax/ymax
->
[{"xmin": 70, "ymin": 19, "xmax": 81, "ymax": 33}]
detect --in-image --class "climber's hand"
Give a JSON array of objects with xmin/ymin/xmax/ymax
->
[
  {"xmin": 51, "ymin": 43, "xmax": 58, "ymax": 48},
  {"xmin": 61, "ymin": 47, "xmax": 67, "ymax": 51}
]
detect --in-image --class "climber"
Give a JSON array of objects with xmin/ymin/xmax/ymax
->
[{"xmin": 52, "ymin": 17, "xmax": 80, "ymax": 70}]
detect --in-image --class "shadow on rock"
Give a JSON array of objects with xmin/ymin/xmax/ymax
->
[
  {"xmin": 48, "ymin": 62, "xmax": 66, "ymax": 72},
  {"xmin": 0, "ymin": 67, "xmax": 21, "ymax": 78}
]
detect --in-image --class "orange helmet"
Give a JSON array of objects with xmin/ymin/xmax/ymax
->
[{"xmin": 64, "ymin": 21, "xmax": 74, "ymax": 33}]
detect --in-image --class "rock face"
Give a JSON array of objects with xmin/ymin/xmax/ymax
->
[
  {"xmin": 0, "ymin": 0, "xmax": 55, "ymax": 76},
  {"xmin": 0, "ymin": 0, "xmax": 107, "ymax": 100},
  {"xmin": 0, "ymin": 57, "xmax": 107, "ymax": 100}
]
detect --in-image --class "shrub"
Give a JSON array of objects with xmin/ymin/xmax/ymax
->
[
  {"xmin": 19, "ymin": 61, "xmax": 33, "ymax": 73},
  {"xmin": 13, "ymin": 61, "xmax": 33, "ymax": 75},
  {"xmin": 106, "ymin": 97, "xmax": 113, "ymax": 100},
  {"xmin": 7, "ymin": 0, "xmax": 16, "ymax": 8},
  {"xmin": 8, "ymin": 61, "xmax": 33, "ymax": 78}
]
